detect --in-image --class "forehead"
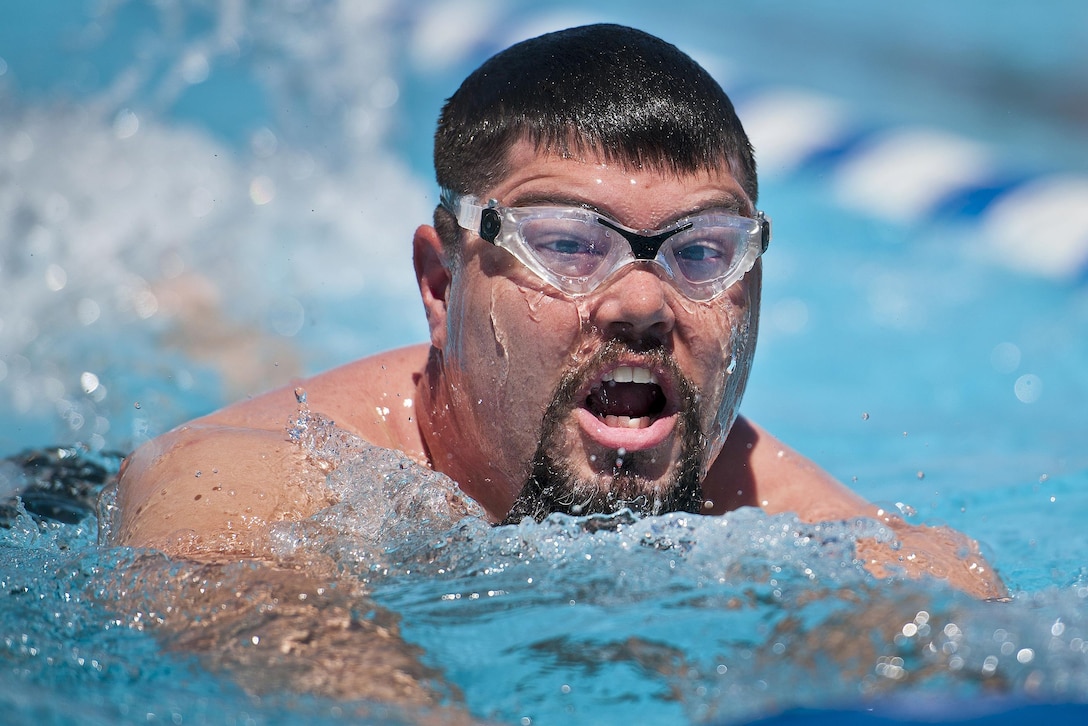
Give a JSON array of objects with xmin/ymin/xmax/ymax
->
[{"xmin": 486, "ymin": 141, "xmax": 752, "ymax": 228}]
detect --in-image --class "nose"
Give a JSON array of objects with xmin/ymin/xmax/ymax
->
[{"xmin": 589, "ymin": 264, "xmax": 676, "ymax": 345}]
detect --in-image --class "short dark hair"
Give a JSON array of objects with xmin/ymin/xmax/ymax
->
[{"xmin": 434, "ymin": 24, "xmax": 758, "ymax": 211}]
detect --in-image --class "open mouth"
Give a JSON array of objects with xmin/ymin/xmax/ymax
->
[{"xmin": 584, "ymin": 365, "xmax": 667, "ymax": 429}]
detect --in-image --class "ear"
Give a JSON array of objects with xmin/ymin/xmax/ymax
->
[{"xmin": 413, "ymin": 224, "xmax": 451, "ymax": 350}]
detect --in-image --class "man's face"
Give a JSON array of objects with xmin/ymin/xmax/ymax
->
[{"xmin": 436, "ymin": 141, "xmax": 760, "ymax": 521}]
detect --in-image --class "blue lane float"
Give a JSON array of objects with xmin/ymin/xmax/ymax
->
[{"xmin": 734, "ymin": 87, "xmax": 1088, "ymax": 283}]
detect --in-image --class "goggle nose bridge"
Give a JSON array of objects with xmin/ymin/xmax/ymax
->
[{"xmin": 595, "ymin": 218, "xmax": 693, "ymax": 261}]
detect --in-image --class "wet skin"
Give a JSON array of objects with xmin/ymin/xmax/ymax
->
[{"xmin": 415, "ymin": 141, "xmax": 759, "ymax": 520}]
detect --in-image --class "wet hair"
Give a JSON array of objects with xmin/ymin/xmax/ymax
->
[{"xmin": 432, "ymin": 23, "xmax": 758, "ymax": 250}]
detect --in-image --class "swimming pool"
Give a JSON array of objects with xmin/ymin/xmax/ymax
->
[{"xmin": 2, "ymin": 1, "xmax": 1087, "ymax": 723}]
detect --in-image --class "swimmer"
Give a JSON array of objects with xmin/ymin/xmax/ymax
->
[{"xmin": 114, "ymin": 24, "xmax": 1005, "ymax": 600}]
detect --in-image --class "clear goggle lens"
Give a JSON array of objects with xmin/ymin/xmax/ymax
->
[{"xmin": 443, "ymin": 192, "xmax": 770, "ymax": 302}]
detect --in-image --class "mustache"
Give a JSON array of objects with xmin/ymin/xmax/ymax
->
[{"xmin": 551, "ymin": 338, "xmax": 688, "ymax": 414}]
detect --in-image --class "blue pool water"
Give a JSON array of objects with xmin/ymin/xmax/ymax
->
[{"xmin": 2, "ymin": 1, "xmax": 1088, "ymax": 723}]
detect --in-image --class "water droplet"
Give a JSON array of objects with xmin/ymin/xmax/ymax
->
[
  {"xmin": 861, "ymin": 412, "xmax": 870, "ymax": 421},
  {"xmin": 250, "ymin": 127, "xmax": 278, "ymax": 158},
  {"xmin": 113, "ymin": 108, "xmax": 139, "ymax": 139},
  {"xmin": 1014, "ymin": 374, "xmax": 1042, "ymax": 403},
  {"xmin": 45, "ymin": 263, "xmax": 68, "ymax": 291},
  {"xmin": 181, "ymin": 51, "xmax": 210, "ymax": 84},
  {"xmin": 249, "ymin": 175, "xmax": 275, "ymax": 205},
  {"xmin": 80, "ymin": 371, "xmax": 100, "ymax": 394},
  {"xmin": 133, "ymin": 402, "xmax": 141, "ymax": 409},
  {"xmin": 76, "ymin": 298, "xmax": 101, "ymax": 325}
]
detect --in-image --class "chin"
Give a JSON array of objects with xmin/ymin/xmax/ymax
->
[{"xmin": 502, "ymin": 445, "xmax": 703, "ymax": 524}]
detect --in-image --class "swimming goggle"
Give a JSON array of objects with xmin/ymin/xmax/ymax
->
[{"xmin": 441, "ymin": 190, "xmax": 770, "ymax": 302}]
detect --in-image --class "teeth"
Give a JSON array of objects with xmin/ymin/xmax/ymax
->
[
  {"xmin": 601, "ymin": 366, "xmax": 657, "ymax": 385},
  {"xmin": 602, "ymin": 415, "xmax": 652, "ymax": 429}
]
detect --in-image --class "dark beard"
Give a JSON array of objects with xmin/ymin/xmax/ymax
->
[{"xmin": 501, "ymin": 343, "xmax": 705, "ymax": 525}]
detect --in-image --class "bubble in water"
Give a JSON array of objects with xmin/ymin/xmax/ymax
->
[
  {"xmin": 1014, "ymin": 374, "xmax": 1042, "ymax": 403},
  {"xmin": 861, "ymin": 412, "xmax": 869, "ymax": 420},
  {"xmin": 768, "ymin": 297, "xmax": 809, "ymax": 335},
  {"xmin": 249, "ymin": 175, "xmax": 276, "ymax": 205},
  {"xmin": 113, "ymin": 108, "xmax": 139, "ymax": 139},
  {"xmin": 990, "ymin": 342, "xmax": 1021, "ymax": 373},
  {"xmin": 80, "ymin": 371, "xmax": 100, "ymax": 394},
  {"xmin": 250, "ymin": 127, "xmax": 278, "ymax": 158},
  {"xmin": 45, "ymin": 264, "xmax": 68, "ymax": 291},
  {"xmin": 369, "ymin": 76, "xmax": 399, "ymax": 109},
  {"xmin": 76, "ymin": 298, "xmax": 101, "ymax": 325},
  {"xmin": 180, "ymin": 50, "xmax": 210, "ymax": 85},
  {"xmin": 269, "ymin": 296, "xmax": 305, "ymax": 337}
]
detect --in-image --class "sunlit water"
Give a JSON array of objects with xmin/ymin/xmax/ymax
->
[{"xmin": 2, "ymin": 2, "xmax": 1088, "ymax": 724}]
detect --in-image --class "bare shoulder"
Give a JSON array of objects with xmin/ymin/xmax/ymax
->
[
  {"xmin": 114, "ymin": 423, "xmax": 332, "ymax": 556},
  {"xmin": 703, "ymin": 415, "xmax": 869, "ymax": 519},
  {"xmin": 114, "ymin": 344, "xmax": 431, "ymax": 556},
  {"xmin": 210, "ymin": 344, "xmax": 429, "ymax": 450},
  {"xmin": 706, "ymin": 416, "xmax": 1006, "ymax": 599}
]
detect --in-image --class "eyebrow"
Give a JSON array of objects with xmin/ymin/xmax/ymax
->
[{"xmin": 504, "ymin": 191, "xmax": 751, "ymax": 222}]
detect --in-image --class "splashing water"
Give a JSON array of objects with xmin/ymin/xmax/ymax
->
[{"xmin": 5, "ymin": 436, "xmax": 1088, "ymax": 724}]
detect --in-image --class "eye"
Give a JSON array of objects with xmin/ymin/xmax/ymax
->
[
  {"xmin": 536, "ymin": 236, "xmax": 604, "ymax": 257},
  {"xmin": 515, "ymin": 216, "xmax": 615, "ymax": 278},
  {"xmin": 674, "ymin": 242, "xmax": 724, "ymax": 262},
  {"xmin": 670, "ymin": 233, "xmax": 739, "ymax": 282}
]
